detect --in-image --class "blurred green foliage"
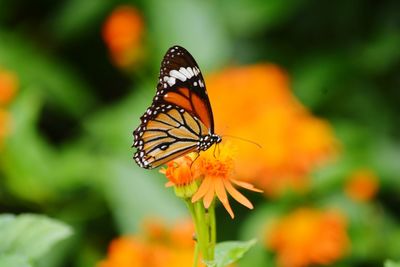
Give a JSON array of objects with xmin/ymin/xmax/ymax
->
[
  {"xmin": 0, "ymin": 214, "xmax": 72, "ymax": 267},
  {"xmin": 0, "ymin": 0, "xmax": 399, "ymax": 266}
]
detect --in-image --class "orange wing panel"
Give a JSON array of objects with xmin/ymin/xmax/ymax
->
[
  {"xmin": 163, "ymin": 92, "xmax": 192, "ymax": 113},
  {"xmin": 163, "ymin": 87, "xmax": 212, "ymax": 130},
  {"xmin": 178, "ymin": 87, "xmax": 190, "ymax": 98},
  {"xmin": 191, "ymin": 93, "xmax": 211, "ymax": 129}
]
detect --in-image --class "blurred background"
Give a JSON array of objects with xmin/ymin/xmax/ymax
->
[{"xmin": 0, "ymin": 0, "xmax": 400, "ymax": 266}]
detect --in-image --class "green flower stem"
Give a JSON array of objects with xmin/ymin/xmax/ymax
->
[
  {"xmin": 209, "ymin": 200, "xmax": 217, "ymax": 256},
  {"xmin": 194, "ymin": 200, "xmax": 211, "ymax": 261},
  {"xmin": 185, "ymin": 197, "xmax": 217, "ymax": 266},
  {"xmin": 185, "ymin": 200, "xmax": 201, "ymax": 267}
]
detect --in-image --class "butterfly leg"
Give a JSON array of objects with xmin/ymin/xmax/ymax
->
[
  {"xmin": 213, "ymin": 143, "xmax": 221, "ymax": 159},
  {"xmin": 190, "ymin": 151, "xmax": 200, "ymax": 173}
]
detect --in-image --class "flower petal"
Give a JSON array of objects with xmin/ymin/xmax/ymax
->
[
  {"xmin": 215, "ymin": 178, "xmax": 234, "ymax": 219},
  {"xmin": 165, "ymin": 181, "xmax": 174, "ymax": 187},
  {"xmin": 231, "ymin": 179, "xmax": 263, "ymax": 193},
  {"xmin": 192, "ymin": 176, "xmax": 211, "ymax": 203},
  {"xmin": 224, "ymin": 179, "xmax": 254, "ymax": 209},
  {"xmin": 203, "ymin": 180, "xmax": 216, "ymax": 208}
]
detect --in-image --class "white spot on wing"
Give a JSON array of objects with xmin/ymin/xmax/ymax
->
[
  {"xmin": 167, "ymin": 77, "xmax": 176, "ymax": 86},
  {"xmin": 179, "ymin": 67, "xmax": 192, "ymax": 79},
  {"xmin": 169, "ymin": 70, "xmax": 187, "ymax": 82},
  {"xmin": 187, "ymin": 67, "xmax": 194, "ymax": 77},
  {"xmin": 198, "ymin": 79, "xmax": 204, "ymax": 88}
]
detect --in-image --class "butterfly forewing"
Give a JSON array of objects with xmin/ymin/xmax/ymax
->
[{"xmin": 156, "ymin": 46, "xmax": 214, "ymax": 131}]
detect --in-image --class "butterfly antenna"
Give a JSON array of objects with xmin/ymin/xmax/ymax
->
[{"xmin": 221, "ymin": 135, "xmax": 262, "ymax": 149}]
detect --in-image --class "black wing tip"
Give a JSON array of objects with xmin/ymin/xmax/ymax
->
[
  {"xmin": 166, "ymin": 45, "xmax": 190, "ymax": 54},
  {"xmin": 169, "ymin": 44, "xmax": 185, "ymax": 49}
]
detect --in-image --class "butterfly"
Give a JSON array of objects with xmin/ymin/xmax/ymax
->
[{"xmin": 132, "ymin": 45, "xmax": 221, "ymax": 169}]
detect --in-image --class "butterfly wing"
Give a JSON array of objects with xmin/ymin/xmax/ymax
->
[
  {"xmin": 133, "ymin": 45, "xmax": 214, "ymax": 169},
  {"xmin": 133, "ymin": 106, "xmax": 209, "ymax": 169}
]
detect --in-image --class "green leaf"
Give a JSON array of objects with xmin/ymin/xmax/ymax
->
[
  {"xmin": 213, "ymin": 239, "xmax": 257, "ymax": 267},
  {"xmin": 0, "ymin": 214, "xmax": 73, "ymax": 262},
  {"xmin": 0, "ymin": 254, "xmax": 32, "ymax": 267},
  {"xmin": 385, "ymin": 260, "xmax": 400, "ymax": 267}
]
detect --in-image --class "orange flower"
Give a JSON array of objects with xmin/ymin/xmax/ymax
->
[
  {"xmin": 206, "ymin": 64, "xmax": 338, "ymax": 197},
  {"xmin": 0, "ymin": 68, "xmax": 18, "ymax": 105},
  {"xmin": 345, "ymin": 169, "xmax": 379, "ymax": 202},
  {"xmin": 102, "ymin": 6, "xmax": 145, "ymax": 68},
  {"xmin": 160, "ymin": 154, "xmax": 196, "ymax": 187},
  {"xmin": 191, "ymin": 142, "xmax": 262, "ymax": 219},
  {"xmin": 159, "ymin": 154, "xmax": 200, "ymax": 198},
  {"xmin": 266, "ymin": 208, "xmax": 349, "ymax": 267},
  {"xmin": 98, "ymin": 219, "xmax": 202, "ymax": 267}
]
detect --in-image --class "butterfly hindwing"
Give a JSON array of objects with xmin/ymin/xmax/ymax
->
[{"xmin": 133, "ymin": 105, "xmax": 209, "ymax": 169}]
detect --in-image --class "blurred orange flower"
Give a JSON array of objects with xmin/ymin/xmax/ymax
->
[
  {"xmin": 0, "ymin": 68, "xmax": 18, "ymax": 105},
  {"xmin": 98, "ymin": 219, "xmax": 202, "ymax": 267},
  {"xmin": 206, "ymin": 64, "xmax": 338, "ymax": 197},
  {"xmin": 266, "ymin": 208, "xmax": 349, "ymax": 267},
  {"xmin": 345, "ymin": 169, "xmax": 379, "ymax": 202},
  {"xmin": 0, "ymin": 109, "xmax": 11, "ymax": 145},
  {"xmin": 191, "ymin": 142, "xmax": 262, "ymax": 218},
  {"xmin": 102, "ymin": 6, "xmax": 145, "ymax": 68},
  {"xmin": 0, "ymin": 68, "xmax": 18, "ymax": 147}
]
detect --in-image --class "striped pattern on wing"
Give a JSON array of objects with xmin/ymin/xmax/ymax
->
[{"xmin": 133, "ymin": 106, "xmax": 208, "ymax": 169}]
